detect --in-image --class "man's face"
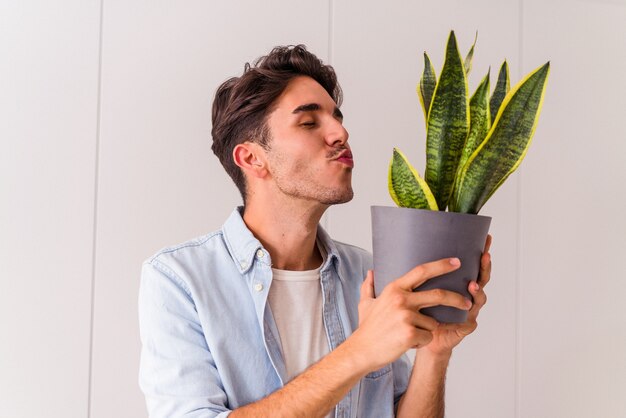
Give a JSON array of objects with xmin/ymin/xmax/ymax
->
[{"xmin": 263, "ymin": 76, "xmax": 354, "ymax": 205}]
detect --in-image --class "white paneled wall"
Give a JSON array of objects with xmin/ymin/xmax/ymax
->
[
  {"xmin": 2, "ymin": 1, "xmax": 625, "ymax": 417},
  {"xmin": 0, "ymin": 1, "xmax": 101, "ymax": 417},
  {"xmin": 519, "ymin": 1, "xmax": 626, "ymax": 417}
]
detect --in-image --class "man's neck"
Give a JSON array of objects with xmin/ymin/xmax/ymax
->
[{"xmin": 242, "ymin": 198, "xmax": 326, "ymax": 271}]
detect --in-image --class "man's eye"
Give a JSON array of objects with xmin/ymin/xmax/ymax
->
[{"xmin": 301, "ymin": 121, "xmax": 316, "ymax": 128}]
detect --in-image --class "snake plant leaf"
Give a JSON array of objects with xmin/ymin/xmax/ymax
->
[
  {"xmin": 451, "ymin": 62, "xmax": 550, "ymax": 214},
  {"xmin": 454, "ymin": 70, "xmax": 491, "ymax": 193},
  {"xmin": 418, "ymin": 53, "xmax": 437, "ymax": 122},
  {"xmin": 490, "ymin": 60, "xmax": 510, "ymax": 122},
  {"xmin": 389, "ymin": 148, "xmax": 438, "ymax": 210},
  {"xmin": 464, "ymin": 31, "xmax": 478, "ymax": 75},
  {"xmin": 425, "ymin": 30, "xmax": 469, "ymax": 210}
]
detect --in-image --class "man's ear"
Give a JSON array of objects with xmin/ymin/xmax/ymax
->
[{"xmin": 233, "ymin": 142, "xmax": 268, "ymax": 178}]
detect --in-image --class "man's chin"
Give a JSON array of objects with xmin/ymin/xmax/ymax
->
[{"xmin": 320, "ymin": 189, "xmax": 354, "ymax": 206}]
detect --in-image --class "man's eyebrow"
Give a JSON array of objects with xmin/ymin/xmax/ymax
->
[
  {"xmin": 292, "ymin": 103, "xmax": 321, "ymax": 114},
  {"xmin": 292, "ymin": 103, "xmax": 344, "ymax": 119}
]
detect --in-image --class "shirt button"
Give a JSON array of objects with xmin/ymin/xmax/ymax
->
[
  {"xmin": 256, "ymin": 249, "xmax": 264, "ymax": 258},
  {"xmin": 254, "ymin": 283, "xmax": 263, "ymax": 292}
]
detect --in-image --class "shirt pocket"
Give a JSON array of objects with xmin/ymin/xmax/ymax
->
[
  {"xmin": 357, "ymin": 364, "xmax": 394, "ymax": 417},
  {"xmin": 364, "ymin": 364, "xmax": 392, "ymax": 379}
]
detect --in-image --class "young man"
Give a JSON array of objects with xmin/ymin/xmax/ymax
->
[{"xmin": 139, "ymin": 45, "xmax": 491, "ymax": 418}]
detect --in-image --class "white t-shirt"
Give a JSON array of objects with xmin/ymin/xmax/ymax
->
[
  {"xmin": 268, "ymin": 255, "xmax": 335, "ymax": 418},
  {"xmin": 268, "ymin": 264, "xmax": 330, "ymax": 382}
]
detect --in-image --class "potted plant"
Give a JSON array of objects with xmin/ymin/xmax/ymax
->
[{"xmin": 371, "ymin": 30, "xmax": 550, "ymax": 323}]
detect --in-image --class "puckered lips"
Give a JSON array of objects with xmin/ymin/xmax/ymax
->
[{"xmin": 333, "ymin": 149, "xmax": 354, "ymax": 168}]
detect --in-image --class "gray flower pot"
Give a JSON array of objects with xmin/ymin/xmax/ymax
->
[{"xmin": 371, "ymin": 206, "xmax": 491, "ymax": 323}]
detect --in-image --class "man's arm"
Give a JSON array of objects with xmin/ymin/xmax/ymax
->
[
  {"xmin": 231, "ymin": 258, "xmax": 472, "ymax": 418},
  {"xmin": 230, "ymin": 334, "xmax": 364, "ymax": 418},
  {"xmin": 397, "ymin": 350, "xmax": 449, "ymax": 418}
]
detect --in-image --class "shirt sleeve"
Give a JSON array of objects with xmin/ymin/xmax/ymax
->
[{"xmin": 138, "ymin": 259, "xmax": 231, "ymax": 418}]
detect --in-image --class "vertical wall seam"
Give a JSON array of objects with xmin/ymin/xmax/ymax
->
[
  {"xmin": 515, "ymin": 1, "xmax": 525, "ymax": 417},
  {"xmin": 87, "ymin": 0, "xmax": 105, "ymax": 416},
  {"xmin": 322, "ymin": 0, "xmax": 334, "ymax": 232},
  {"xmin": 328, "ymin": 0, "xmax": 334, "ymax": 64}
]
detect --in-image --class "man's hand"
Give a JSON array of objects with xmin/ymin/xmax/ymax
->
[
  {"xmin": 353, "ymin": 257, "xmax": 472, "ymax": 372},
  {"xmin": 395, "ymin": 234, "xmax": 493, "ymax": 418},
  {"xmin": 421, "ymin": 234, "xmax": 493, "ymax": 356}
]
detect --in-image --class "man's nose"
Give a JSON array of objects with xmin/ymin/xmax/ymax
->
[{"xmin": 326, "ymin": 120, "xmax": 349, "ymax": 147}]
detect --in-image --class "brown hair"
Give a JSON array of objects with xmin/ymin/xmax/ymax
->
[{"xmin": 211, "ymin": 45, "xmax": 342, "ymax": 203}]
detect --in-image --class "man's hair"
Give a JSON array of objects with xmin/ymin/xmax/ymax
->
[{"xmin": 211, "ymin": 45, "xmax": 343, "ymax": 203}]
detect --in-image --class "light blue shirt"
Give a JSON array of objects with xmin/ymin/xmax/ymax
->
[{"xmin": 139, "ymin": 207, "xmax": 410, "ymax": 417}]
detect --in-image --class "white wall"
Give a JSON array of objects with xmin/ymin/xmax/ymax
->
[
  {"xmin": 0, "ymin": 1, "xmax": 100, "ymax": 417},
  {"xmin": 519, "ymin": 1, "xmax": 626, "ymax": 416},
  {"xmin": 2, "ymin": 1, "xmax": 624, "ymax": 417}
]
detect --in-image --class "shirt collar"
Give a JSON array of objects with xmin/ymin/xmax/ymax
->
[
  {"xmin": 222, "ymin": 206, "xmax": 342, "ymax": 278},
  {"xmin": 222, "ymin": 207, "xmax": 263, "ymax": 274},
  {"xmin": 315, "ymin": 222, "xmax": 341, "ymax": 276}
]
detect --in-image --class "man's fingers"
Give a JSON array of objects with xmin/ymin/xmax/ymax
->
[
  {"xmin": 407, "ymin": 327, "xmax": 435, "ymax": 349},
  {"xmin": 460, "ymin": 281, "xmax": 486, "ymax": 327},
  {"xmin": 407, "ymin": 288, "xmax": 472, "ymax": 311},
  {"xmin": 360, "ymin": 270, "xmax": 375, "ymax": 301},
  {"xmin": 436, "ymin": 284, "xmax": 485, "ymax": 336},
  {"xmin": 437, "ymin": 320, "xmax": 476, "ymax": 337},
  {"xmin": 469, "ymin": 281, "xmax": 487, "ymax": 309},
  {"xmin": 412, "ymin": 314, "xmax": 440, "ymax": 331},
  {"xmin": 478, "ymin": 251, "xmax": 492, "ymax": 287},
  {"xmin": 399, "ymin": 312, "xmax": 438, "ymax": 347},
  {"xmin": 398, "ymin": 309, "xmax": 440, "ymax": 332},
  {"xmin": 478, "ymin": 234, "xmax": 492, "ymax": 287},
  {"xmin": 484, "ymin": 234, "xmax": 493, "ymax": 252},
  {"xmin": 395, "ymin": 258, "xmax": 461, "ymax": 291}
]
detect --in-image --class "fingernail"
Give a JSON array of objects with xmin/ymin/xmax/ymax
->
[
  {"xmin": 473, "ymin": 282, "xmax": 480, "ymax": 291},
  {"xmin": 449, "ymin": 257, "xmax": 461, "ymax": 266},
  {"xmin": 466, "ymin": 299, "xmax": 472, "ymax": 308}
]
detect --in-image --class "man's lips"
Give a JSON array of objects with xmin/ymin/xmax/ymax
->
[{"xmin": 334, "ymin": 150, "xmax": 354, "ymax": 168}]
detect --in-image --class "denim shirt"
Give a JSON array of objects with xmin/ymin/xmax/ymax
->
[{"xmin": 139, "ymin": 207, "xmax": 410, "ymax": 417}]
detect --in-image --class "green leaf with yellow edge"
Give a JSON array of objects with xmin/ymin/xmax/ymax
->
[
  {"xmin": 417, "ymin": 53, "xmax": 437, "ymax": 122},
  {"xmin": 451, "ymin": 62, "xmax": 550, "ymax": 214},
  {"xmin": 389, "ymin": 148, "xmax": 438, "ymax": 210},
  {"xmin": 425, "ymin": 30, "xmax": 469, "ymax": 210},
  {"xmin": 464, "ymin": 31, "xmax": 478, "ymax": 75},
  {"xmin": 453, "ymin": 70, "xmax": 491, "ymax": 196},
  {"xmin": 490, "ymin": 60, "xmax": 510, "ymax": 121}
]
